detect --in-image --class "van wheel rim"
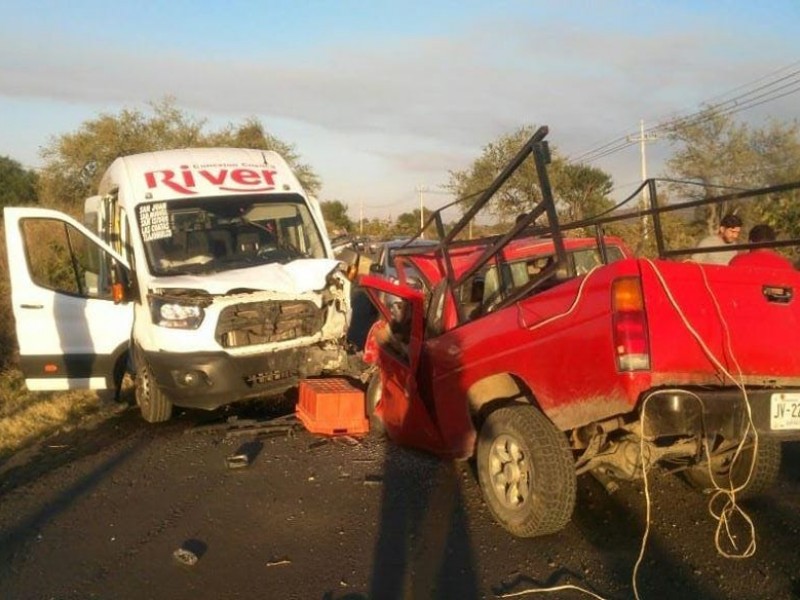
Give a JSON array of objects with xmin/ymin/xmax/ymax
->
[
  {"xmin": 138, "ymin": 368, "xmax": 152, "ymax": 410},
  {"xmin": 489, "ymin": 434, "xmax": 531, "ymax": 509}
]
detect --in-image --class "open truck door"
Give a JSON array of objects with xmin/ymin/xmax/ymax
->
[
  {"xmin": 360, "ymin": 274, "xmax": 448, "ymax": 453},
  {"xmin": 3, "ymin": 207, "xmax": 133, "ymax": 392}
]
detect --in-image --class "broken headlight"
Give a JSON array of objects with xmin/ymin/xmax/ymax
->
[{"xmin": 149, "ymin": 296, "xmax": 205, "ymax": 329}]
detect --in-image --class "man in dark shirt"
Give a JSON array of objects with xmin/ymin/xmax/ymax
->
[{"xmin": 729, "ymin": 224, "xmax": 794, "ymax": 270}]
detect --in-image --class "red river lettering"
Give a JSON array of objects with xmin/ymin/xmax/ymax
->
[{"xmin": 144, "ymin": 166, "xmax": 278, "ymax": 195}]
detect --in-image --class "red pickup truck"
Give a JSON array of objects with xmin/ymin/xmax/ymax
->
[{"xmin": 359, "ymin": 127, "xmax": 800, "ymax": 538}]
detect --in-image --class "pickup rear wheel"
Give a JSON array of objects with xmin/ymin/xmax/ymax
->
[
  {"xmin": 135, "ymin": 362, "xmax": 173, "ymax": 423},
  {"xmin": 684, "ymin": 437, "xmax": 781, "ymax": 499},
  {"xmin": 477, "ymin": 405, "xmax": 576, "ymax": 537}
]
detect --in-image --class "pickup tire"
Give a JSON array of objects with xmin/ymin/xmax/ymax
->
[
  {"xmin": 365, "ymin": 371, "xmax": 385, "ymax": 438},
  {"xmin": 684, "ymin": 437, "xmax": 781, "ymax": 498},
  {"xmin": 477, "ymin": 405, "xmax": 576, "ymax": 537},
  {"xmin": 135, "ymin": 362, "xmax": 173, "ymax": 423}
]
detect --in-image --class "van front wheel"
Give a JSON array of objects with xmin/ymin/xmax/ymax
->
[{"xmin": 135, "ymin": 362, "xmax": 173, "ymax": 423}]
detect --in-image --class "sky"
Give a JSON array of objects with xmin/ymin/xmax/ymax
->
[{"xmin": 2, "ymin": 0, "xmax": 800, "ymax": 222}]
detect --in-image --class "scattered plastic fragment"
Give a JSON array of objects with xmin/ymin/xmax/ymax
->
[
  {"xmin": 225, "ymin": 454, "xmax": 250, "ymax": 469},
  {"xmin": 173, "ymin": 548, "xmax": 198, "ymax": 566},
  {"xmin": 266, "ymin": 558, "xmax": 292, "ymax": 567},
  {"xmin": 364, "ymin": 474, "xmax": 383, "ymax": 486}
]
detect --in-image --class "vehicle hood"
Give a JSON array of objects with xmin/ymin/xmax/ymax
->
[{"xmin": 150, "ymin": 259, "xmax": 342, "ymax": 295}]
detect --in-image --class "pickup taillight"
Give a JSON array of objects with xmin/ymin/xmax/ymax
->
[{"xmin": 612, "ymin": 277, "xmax": 651, "ymax": 371}]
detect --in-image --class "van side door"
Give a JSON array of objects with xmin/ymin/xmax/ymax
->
[{"xmin": 3, "ymin": 207, "xmax": 133, "ymax": 391}]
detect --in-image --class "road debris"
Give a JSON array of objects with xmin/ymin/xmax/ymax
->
[
  {"xmin": 187, "ymin": 414, "xmax": 300, "ymax": 439},
  {"xmin": 225, "ymin": 454, "xmax": 250, "ymax": 469},
  {"xmin": 266, "ymin": 558, "xmax": 292, "ymax": 568},
  {"xmin": 332, "ymin": 435, "xmax": 362, "ymax": 447},
  {"xmin": 173, "ymin": 548, "xmax": 198, "ymax": 566}
]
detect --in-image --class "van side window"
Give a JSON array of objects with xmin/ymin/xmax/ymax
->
[{"xmin": 21, "ymin": 218, "xmax": 116, "ymax": 300}]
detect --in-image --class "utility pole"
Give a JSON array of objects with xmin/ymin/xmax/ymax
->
[
  {"xmin": 415, "ymin": 184, "xmax": 451, "ymax": 238},
  {"xmin": 359, "ymin": 199, "xmax": 363, "ymax": 236},
  {"xmin": 627, "ymin": 120, "xmax": 659, "ymax": 239},
  {"xmin": 416, "ymin": 185, "xmax": 427, "ymax": 239}
]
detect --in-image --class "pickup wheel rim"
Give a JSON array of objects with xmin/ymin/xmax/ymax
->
[
  {"xmin": 137, "ymin": 365, "xmax": 153, "ymax": 412},
  {"xmin": 477, "ymin": 405, "xmax": 576, "ymax": 537},
  {"xmin": 489, "ymin": 434, "xmax": 531, "ymax": 509}
]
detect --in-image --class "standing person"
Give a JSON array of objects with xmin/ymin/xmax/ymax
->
[
  {"xmin": 729, "ymin": 224, "xmax": 795, "ymax": 270},
  {"xmin": 691, "ymin": 213, "xmax": 743, "ymax": 264}
]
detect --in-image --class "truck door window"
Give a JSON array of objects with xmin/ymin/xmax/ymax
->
[
  {"xmin": 373, "ymin": 298, "xmax": 413, "ymax": 364},
  {"xmin": 573, "ymin": 246, "xmax": 624, "ymax": 275},
  {"xmin": 20, "ymin": 218, "xmax": 117, "ymax": 300}
]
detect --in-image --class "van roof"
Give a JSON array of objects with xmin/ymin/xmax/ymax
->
[{"xmin": 99, "ymin": 148, "xmax": 305, "ymax": 206}]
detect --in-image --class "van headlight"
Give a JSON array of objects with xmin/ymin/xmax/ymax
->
[{"xmin": 149, "ymin": 297, "xmax": 205, "ymax": 329}]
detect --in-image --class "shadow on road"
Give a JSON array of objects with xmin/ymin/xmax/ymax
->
[
  {"xmin": 368, "ymin": 443, "xmax": 479, "ymax": 600},
  {"xmin": 0, "ymin": 430, "xmax": 150, "ymax": 568},
  {"xmin": 0, "ymin": 406, "xmax": 145, "ymax": 499}
]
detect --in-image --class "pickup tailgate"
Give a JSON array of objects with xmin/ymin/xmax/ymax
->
[{"xmin": 639, "ymin": 259, "xmax": 800, "ymax": 384}]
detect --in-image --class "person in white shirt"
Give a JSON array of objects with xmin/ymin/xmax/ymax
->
[{"xmin": 691, "ymin": 213, "xmax": 743, "ymax": 264}]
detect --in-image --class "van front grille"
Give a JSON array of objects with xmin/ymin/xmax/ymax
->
[{"xmin": 216, "ymin": 300, "xmax": 324, "ymax": 347}]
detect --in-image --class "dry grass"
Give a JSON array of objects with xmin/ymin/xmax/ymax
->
[
  {"xmin": 0, "ymin": 224, "xmax": 16, "ymax": 371},
  {"xmin": 1, "ymin": 218, "xmax": 127, "ymax": 459},
  {"xmin": 0, "ymin": 368, "xmax": 125, "ymax": 459}
]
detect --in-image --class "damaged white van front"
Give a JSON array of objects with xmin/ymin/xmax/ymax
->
[{"xmin": 4, "ymin": 148, "xmax": 352, "ymax": 422}]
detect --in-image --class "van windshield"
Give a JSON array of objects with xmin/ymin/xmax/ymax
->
[{"xmin": 136, "ymin": 194, "xmax": 327, "ymax": 276}]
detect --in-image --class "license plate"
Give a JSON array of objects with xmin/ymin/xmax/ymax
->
[{"xmin": 770, "ymin": 393, "xmax": 800, "ymax": 430}]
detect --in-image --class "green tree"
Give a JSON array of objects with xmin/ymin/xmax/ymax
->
[
  {"xmin": 448, "ymin": 126, "xmax": 614, "ymax": 226},
  {"xmin": 360, "ymin": 217, "xmax": 393, "ymax": 239},
  {"xmin": 394, "ymin": 208, "xmax": 434, "ymax": 238},
  {"xmin": 320, "ymin": 200, "xmax": 354, "ymax": 235},
  {"xmin": 550, "ymin": 160, "xmax": 614, "ymax": 224},
  {"xmin": 0, "ymin": 156, "xmax": 38, "ymax": 208},
  {"xmin": 203, "ymin": 117, "xmax": 320, "ymax": 195},
  {"xmin": 665, "ymin": 108, "xmax": 800, "ymax": 237},
  {"xmin": 37, "ymin": 97, "xmax": 320, "ymax": 214}
]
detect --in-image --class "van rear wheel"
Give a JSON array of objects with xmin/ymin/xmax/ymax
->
[
  {"xmin": 135, "ymin": 362, "xmax": 173, "ymax": 423},
  {"xmin": 477, "ymin": 404, "xmax": 576, "ymax": 537}
]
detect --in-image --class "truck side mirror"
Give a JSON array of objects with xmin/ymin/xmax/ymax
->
[{"xmin": 370, "ymin": 263, "xmax": 385, "ymax": 274}]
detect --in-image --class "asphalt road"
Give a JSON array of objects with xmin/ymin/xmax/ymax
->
[{"xmin": 0, "ymin": 397, "xmax": 799, "ymax": 600}]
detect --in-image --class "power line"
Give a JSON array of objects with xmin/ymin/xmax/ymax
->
[
  {"xmin": 569, "ymin": 61, "xmax": 800, "ymax": 165},
  {"xmin": 703, "ymin": 59, "xmax": 800, "ymax": 106}
]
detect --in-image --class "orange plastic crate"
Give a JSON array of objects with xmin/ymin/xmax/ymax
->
[{"xmin": 296, "ymin": 378, "xmax": 369, "ymax": 436}]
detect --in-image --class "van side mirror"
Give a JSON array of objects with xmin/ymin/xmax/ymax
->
[
  {"xmin": 111, "ymin": 261, "xmax": 133, "ymax": 304},
  {"xmin": 370, "ymin": 263, "xmax": 385, "ymax": 274},
  {"xmin": 336, "ymin": 247, "xmax": 360, "ymax": 281}
]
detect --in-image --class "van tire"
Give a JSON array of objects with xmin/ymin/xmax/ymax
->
[
  {"xmin": 477, "ymin": 405, "xmax": 576, "ymax": 537},
  {"xmin": 684, "ymin": 437, "xmax": 781, "ymax": 498},
  {"xmin": 135, "ymin": 362, "xmax": 173, "ymax": 423}
]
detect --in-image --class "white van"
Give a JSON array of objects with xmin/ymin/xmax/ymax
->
[{"xmin": 3, "ymin": 148, "xmax": 352, "ymax": 422}]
